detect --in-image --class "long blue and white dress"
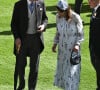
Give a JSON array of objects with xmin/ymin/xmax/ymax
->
[{"xmin": 53, "ymin": 11, "xmax": 84, "ymax": 90}]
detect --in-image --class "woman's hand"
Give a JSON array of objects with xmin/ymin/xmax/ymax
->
[
  {"xmin": 73, "ymin": 44, "xmax": 80, "ymax": 52},
  {"xmin": 52, "ymin": 44, "xmax": 57, "ymax": 52}
]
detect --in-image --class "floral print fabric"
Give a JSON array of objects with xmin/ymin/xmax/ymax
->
[{"xmin": 53, "ymin": 11, "xmax": 84, "ymax": 90}]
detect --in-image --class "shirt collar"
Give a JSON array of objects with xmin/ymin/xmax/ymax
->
[
  {"xmin": 27, "ymin": 0, "xmax": 35, "ymax": 5},
  {"xmin": 27, "ymin": 0, "xmax": 38, "ymax": 5},
  {"xmin": 94, "ymin": 3, "xmax": 100, "ymax": 11}
]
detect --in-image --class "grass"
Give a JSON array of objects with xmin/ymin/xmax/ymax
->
[{"xmin": 0, "ymin": 0, "xmax": 96, "ymax": 90}]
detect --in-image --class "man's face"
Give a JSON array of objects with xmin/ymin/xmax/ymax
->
[{"xmin": 88, "ymin": 0, "xmax": 99, "ymax": 8}]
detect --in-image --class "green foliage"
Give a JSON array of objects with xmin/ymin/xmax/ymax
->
[{"xmin": 0, "ymin": 0, "xmax": 96, "ymax": 90}]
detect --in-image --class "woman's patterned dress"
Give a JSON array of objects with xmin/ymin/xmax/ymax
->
[{"xmin": 53, "ymin": 11, "xmax": 84, "ymax": 90}]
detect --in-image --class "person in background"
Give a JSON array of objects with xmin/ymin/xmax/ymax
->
[
  {"xmin": 74, "ymin": 0, "xmax": 83, "ymax": 15},
  {"xmin": 88, "ymin": 0, "xmax": 100, "ymax": 90},
  {"xmin": 52, "ymin": 0, "xmax": 84, "ymax": 90},
  {"xmin": 11, "ymin": 0, "xmax": 48, "ymax": 90}
]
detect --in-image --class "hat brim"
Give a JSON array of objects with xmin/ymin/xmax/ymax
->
[{"xmin": 56, "ymin": 6, "xmax": 66, "ymax": 12}]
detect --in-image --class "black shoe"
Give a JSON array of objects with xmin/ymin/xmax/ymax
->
[
  {"xmin": 29, "ymin": 89, "xmax": 34, "ymax": 90},
  {"xmin": 29, "ymin": 88, "xmax": 35, "ymax": 90},
  {"xmin": 96, "ymin": 88, "xmax": 100, "ymax": 90},
  {"xmin": 17, "ymin": 87, "xmax": 24, "ymax": 90}
]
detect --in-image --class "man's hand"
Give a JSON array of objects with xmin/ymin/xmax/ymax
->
[
  {"xmin": 37, "ymin": 25, "xmax": 45, "ymax": 32},
  {"xmin": 15, "ymin": 38, "xmax": 21, "ymax": 53}
]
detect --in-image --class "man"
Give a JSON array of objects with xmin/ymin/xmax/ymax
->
[
  {"xmin": 88, "ymin": 0, "xmax": 100, "ymax": 90},
  {"xmin": 74, "ymin": 0, "xmax": 83, "ymax": 15},
  {"xmin": 11, "ymin": 0, "xmax": 48, "ymax": 90}
]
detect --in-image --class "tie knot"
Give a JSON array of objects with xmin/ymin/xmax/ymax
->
[
  {"xmin": 29, "ymin": 2, "xmax": 34, "ymax": 13},
  {"xmin": 30, "ymin": 2, "xmax": 33, "ymax": 5}
]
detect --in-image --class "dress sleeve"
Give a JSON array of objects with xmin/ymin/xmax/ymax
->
[
  {"xmin": 54, "ymin": 31, "xmax": 59, "ymax": 44},
  {"xmin": 73, "ymin": 12, "xmax": 84, "ymax": 45},
  {"xmin": 53, "ymin": 14, "xmax": 59, "ymax": 44}
]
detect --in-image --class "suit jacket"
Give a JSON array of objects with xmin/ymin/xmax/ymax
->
[
  {"xmin": 11, "ymin": 0, "xmax": 48, "ymax": 55},
  {"xmin": 89, "ymin": 6, "xmax": 100, "ymax": 57}
]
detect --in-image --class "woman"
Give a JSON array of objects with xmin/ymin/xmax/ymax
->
[{"xmin": 52, "ymin": 0, "xmax": 84, "ymax": 90}]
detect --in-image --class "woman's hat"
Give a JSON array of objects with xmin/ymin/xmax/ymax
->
[{"xmin": 57, "ymin": 0, "xmax": 68, "ymax": 11}]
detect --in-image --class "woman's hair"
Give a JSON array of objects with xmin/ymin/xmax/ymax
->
[
  {"xmin": 57, "ymin": 6, "xmax": 72, "ymax": 21},
  {"xmin": 65, "ymin": 6, "xmax": 71, "ymax": 20}
]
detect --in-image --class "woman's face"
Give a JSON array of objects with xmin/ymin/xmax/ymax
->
[{"xmin": 57, "ymin": 10, "xmax": 65, "ymax": 17}]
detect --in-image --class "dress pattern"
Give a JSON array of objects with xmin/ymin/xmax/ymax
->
[{"xmin": 54, "ymin": 11, "xmax": 84, "ymax": 90}]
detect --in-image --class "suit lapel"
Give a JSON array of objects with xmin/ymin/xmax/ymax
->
[
  {"xmin": 21, "ymin": 0, "xmax": 28, "ymax": 23},
  {"xmin": 36, "ymin": 1, "xmax": 43, "ymax": 25},
  {"xmin": 96, "ymin": 6, "xmax": 100, "ymax": 17}
]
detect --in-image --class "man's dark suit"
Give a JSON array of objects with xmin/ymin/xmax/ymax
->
[
  {"xmin": 11, "ymin": 0, "xmax": 48, "ymax": 90},
  {"xmin": 89, "ymin": 6, "xmax": 100, "ymax": 90},
  {"xmin": 74, "ymin": 0, "xmax": 83, "ymax": 15}
]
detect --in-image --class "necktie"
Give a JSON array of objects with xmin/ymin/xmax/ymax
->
[
  {"xmin": 29, "ymin": 2, "xmax": 34, "ymax": 14},
  {"xmin": 91, "ymin": 9, "xmax": 96, "ymax": 19}
]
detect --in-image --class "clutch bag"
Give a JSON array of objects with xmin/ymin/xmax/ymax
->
[{"xmin": 70, "ymin": 51, "xmax": 81, "ymax": 65}]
